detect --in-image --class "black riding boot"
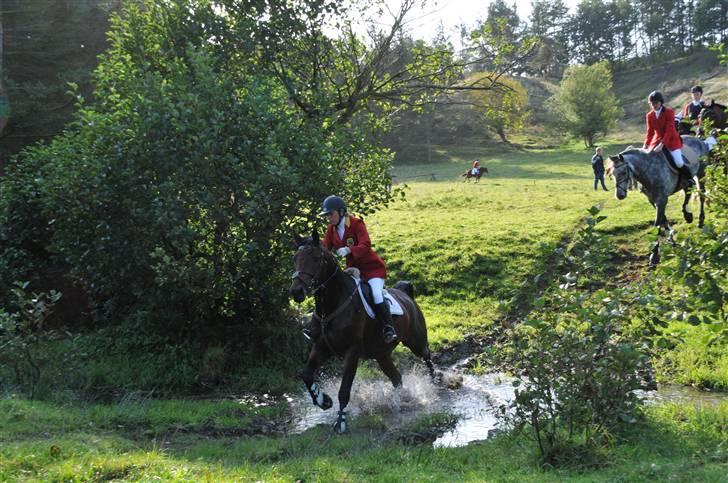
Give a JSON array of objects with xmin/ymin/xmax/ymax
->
[
  {"xmin": 374, "ymin": 302, "xmax": 398, "ymax": 344},
  {"xmin": 678, "ymin": 165, "xmax": 695, "ymax": 187}
]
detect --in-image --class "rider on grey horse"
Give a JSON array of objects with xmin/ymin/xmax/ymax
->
[{"xmin": 644, "ymin": 91, "xmax": 694, "ymax": 186}]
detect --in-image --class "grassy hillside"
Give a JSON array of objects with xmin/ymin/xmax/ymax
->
[
  {"xmin": 612, "ymin": 49, "xmax": 725, "ymax": 128},
  {"xmin": 370, "ymin": 140, "xmax": 688, "ymax": 351}
]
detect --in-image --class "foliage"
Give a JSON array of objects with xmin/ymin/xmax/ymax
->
[
  {"xmin": 0, "ymin": 282, "xmax": 64, "ymax": 397},
  {"xmin": 546, "ymin": 62, "xmax": 623, "ymax": 147},
  {"xmin": 501, "ymin": 207, "xmax": 648, "ymax": 465},
  {"xmin": 0, "ymin": 0, "xmax": 398, "ymax": 370},
  {"xmin": 464, "ymin": 73, "xmax": 529, "ymax": 143}
]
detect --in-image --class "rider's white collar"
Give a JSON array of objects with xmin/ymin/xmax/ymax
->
[
  {"xmin": 336, "ymin": 216, "xmax": 346, "ymax": 239},
  {"xmin": 654, "ymin": 107, "xmax": 663, "ymax": 118},
  {"xmin": 692, "ymin": 100, "xmax": 702, "ymax": 106}
]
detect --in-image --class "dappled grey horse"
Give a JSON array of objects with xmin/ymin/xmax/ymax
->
[{"xmin": 606, "ymin": 136, "xmax": 710, "ymax": 266}]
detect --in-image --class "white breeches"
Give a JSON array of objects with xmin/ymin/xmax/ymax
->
[
  {"xmin": 671, "ymin": 148, "xmax": 685, "ymax": 168},
  {"xmin": 471, "ymin": 168, "xmax": 478, "ymax": 175},
  {"xmin": 368, "ymin": 278, "xmax": 385, "ymax": 304}
]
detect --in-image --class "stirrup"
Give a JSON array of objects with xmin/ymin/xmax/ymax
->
[{"xmin": 383, "ymin": 325, "xmax": 398, "ymax": 344}]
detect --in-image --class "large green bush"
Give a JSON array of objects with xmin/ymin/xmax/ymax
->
[{"xmin": 0, "ymin": 0, "xmax": 395, "ymax": 366}]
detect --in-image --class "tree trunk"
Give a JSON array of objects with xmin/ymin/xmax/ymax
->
[{"xmin": 496, "ymin": 126, "xmax": 509, "ymax": 143}]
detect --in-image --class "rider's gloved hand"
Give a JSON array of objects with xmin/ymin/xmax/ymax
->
[{"xmin": 336, "ymin": 247, "xmax": 351, "ymax": 258}]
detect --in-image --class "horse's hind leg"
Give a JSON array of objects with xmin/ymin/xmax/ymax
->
[
  {"xmin": 682, "ymin": 188, "xmax": 694, "ymax": 224},
  {"xmin": 375, "ymin": 353, "xmax": 402, "ymax": 388},
  {"xmin": 698, "ymin": 190, "xmax": 706, "ymax": 228}
]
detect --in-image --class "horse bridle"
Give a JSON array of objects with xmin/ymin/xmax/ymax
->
[
  {"xmin": 614, "ymin": 159, "xmax": 633, "ymax": 194},
  {"xmin": 291, "ymin": 248, "xmax": 341, "ymax": 296}
]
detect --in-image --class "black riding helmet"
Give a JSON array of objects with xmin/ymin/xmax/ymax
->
[
  {"xmin": 691, "ymin": 85, "xmax": 703, "ymax": 94},
  {"xmin": 648, "ymin": 91, "xmax": 664, "ymax": 104},
  {"xmin": 319, "ymin": 195, "xmax": 347, "ymax": 216}
]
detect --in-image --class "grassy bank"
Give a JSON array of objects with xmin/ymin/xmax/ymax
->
[{"xmin": 1, "ymin": 396, "xmax": 726, "ymax": 481}]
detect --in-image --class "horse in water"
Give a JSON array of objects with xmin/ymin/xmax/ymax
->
[
  {"xmin": 606, "ymin": 136, "xmax": 710, "ymax": 266},
  {"xmin": 461, "ymin": 166, "xmax": 488, "ymax": 183},
  {"xmin": 289, "ymin": 232, "xmax": 435, "ymax": 433}
]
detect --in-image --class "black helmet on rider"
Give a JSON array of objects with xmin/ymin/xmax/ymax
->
[
  {"xmin": 319, "ymin": 195, "xmax": 347, "ymax": 216},
  {"xmin": 648, "ymin": 91, "xmax": 664, "ymax": 104},
  {"xmin": 690, "ymin": 85, "xmax": 703, "ymax": 94}
]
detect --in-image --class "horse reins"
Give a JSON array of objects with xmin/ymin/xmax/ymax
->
[{"xmin": 292, "ymin": 249, "xmax": 358, "ymax": 356}]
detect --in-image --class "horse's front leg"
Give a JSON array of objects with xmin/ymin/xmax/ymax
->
[
  {"xmin": 334, "ymin": 347, "xmax": 360, "ymax": 434},
  {"xmin": 650, "ymin": 205, "xmax": 667, "ymax": 266},
  {"xmin": 301, "ymin": 346, "xmax": 333, "ymax": 411}
]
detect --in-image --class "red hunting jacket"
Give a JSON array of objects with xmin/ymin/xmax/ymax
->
[
  {"xmin": 644, "ymin": 106, "xmax": 682, "ymax": 151},
  {"xmin": 323, "ymin": 215, "xmax": 387, "ymax": 280}
]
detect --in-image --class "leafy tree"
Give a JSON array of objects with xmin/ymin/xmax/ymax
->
[
  {"xmin": 545, "ymin": 62, "xmax": 622, "ymax": 147},
  {"xmin": 2, "ymin": 0, "xmax": 507, "ymax": 385},
  {"xmin": 528, "ymin": 0, "xmax": 570, "ymax": 78},
  {"xmin": 465, "ymin": 72, "xmax": 529, "ymax": 143},
  {"xmin": 0, "ymin": 0, "xmax": 399, "ymax": 362}
]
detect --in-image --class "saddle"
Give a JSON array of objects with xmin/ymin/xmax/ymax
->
[
  {"xmin": 660, "ymin": 147, "xmax": 698, "ymax": 178},
  {"xmin": 343, "ymin": 267, "xmax": 404, "ymax": 318}
]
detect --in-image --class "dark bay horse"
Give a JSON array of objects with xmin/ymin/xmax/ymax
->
[
  {"xmin": 606, "ymin": 136, "xmax": 710, "ymax": 266},
  {"xmin": 698, "ymin": 101, "xmax": 727, "ymax": 135},
  {"xmin": 680, "ymin": 101, "xmax": 728, "ymax": 135},
  {"xmin": 289, "ymin": 232, "xmax": 435, "ymax": 433},
  {"xmin": 461, "ymin": 166, "xmax": 488, "ymax": 182}
]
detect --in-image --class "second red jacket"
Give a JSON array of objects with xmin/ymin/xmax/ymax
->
[
  {"xmin": 323, "ymin": 215, "xmax": 386, "ymax": 280},
  {"xmin": 644, "ymin": 107, "xmax": 682, "ymax": 151}
]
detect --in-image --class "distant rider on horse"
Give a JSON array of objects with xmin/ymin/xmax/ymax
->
[
  {"xmin": 644, "ymin": 91, "xmax": 693, "ymax": 186},
  {"xmin": 471, "ymin": 160, "xmax": 481, "ymax": 176},
  {"xmin": 676, "ymin": 85, "xmax": 705, "ymax": 134},
  {"xmin": 320, "ymin": 195, "xmax": 398, "ymax": 344}
]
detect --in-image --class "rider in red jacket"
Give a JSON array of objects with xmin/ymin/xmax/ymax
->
[
  {"xmin": 320, "ymin": 195, "xmax": 397, "ymax": 344},
  {"xmin": 643, "ymin": 91, "xmax": 693, "ymax": 185}
]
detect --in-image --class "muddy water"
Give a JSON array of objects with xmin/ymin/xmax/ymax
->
[{"xmin": 287, "ymin": 368, "xmax": 727, "ymax": 447}]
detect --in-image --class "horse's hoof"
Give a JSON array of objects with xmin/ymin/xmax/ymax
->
[
  {"xmin": 321, "ymin": 394, "xmax": 333, "ymax": 410},
  {"xmin": 333, "ymin": 412, "xmax": 348, "ymax": 434},
  {"xmin": 684, "ymin": 212, "xmax": 693, "ymax": 223}
]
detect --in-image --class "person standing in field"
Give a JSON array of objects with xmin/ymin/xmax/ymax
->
[{"xmin": 592, "ymin": 146, "xmax": 608, "ymax": 191}]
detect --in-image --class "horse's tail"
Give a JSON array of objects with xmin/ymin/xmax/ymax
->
[{"xmin": 393, "ymin": 280, "xmax": 415, "ymax": 300}]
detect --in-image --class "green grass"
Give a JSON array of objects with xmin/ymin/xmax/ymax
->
[
  {"xmin": 369, "ymin": 139, "xmax": 699, "ymax": 350},
  {"xmin": 3, "ymin": 139, "xmax": 726, "ymax": 480},
  {"xmin": 1, "ymin": 396, "xmax": 726, "ymax": 481}
]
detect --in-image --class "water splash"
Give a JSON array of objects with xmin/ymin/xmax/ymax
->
[{"xmin": 288, "ymin": 366, "xmax": 727, "ymax": 447}]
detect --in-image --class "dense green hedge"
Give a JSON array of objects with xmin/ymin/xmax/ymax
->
[{"xmin": 0, "ymin": 1, "xmax": 394, "ymax": 359}]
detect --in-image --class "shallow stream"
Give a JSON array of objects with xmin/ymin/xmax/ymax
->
[{"xmin": 287, "ymin": 366, "xmax": 727, "ymax": 447}]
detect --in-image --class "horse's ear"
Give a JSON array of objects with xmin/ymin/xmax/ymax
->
[
  {"xmin": 311, "ymin": 230, "xmax": 320, "ymax": 245},
  {"xmin": 292, "ymin": 234, "xmax": 304, "ymax": 249},
  {"xmin": 619, "ymin": 154, "xmax": 624, "ymax": 162}
]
